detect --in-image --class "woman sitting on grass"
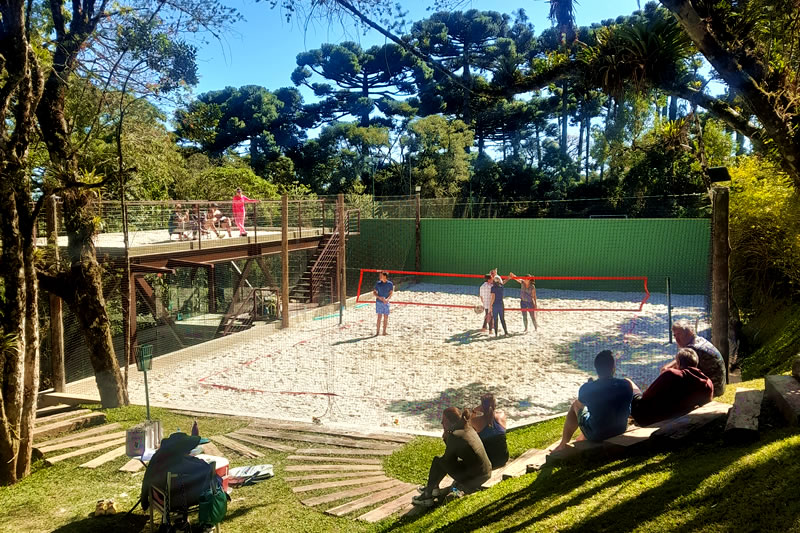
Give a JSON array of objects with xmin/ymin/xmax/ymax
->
[
  {"xmin": 412, "ymin": 407, "xmax": 491, "ymax": 507},
  {"xmin": 470, "ymin": 393, "xmax": 509, "ymax": 469}
]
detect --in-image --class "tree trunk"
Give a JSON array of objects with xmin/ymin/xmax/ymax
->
[
  {"xmin": 561, "ymin": 80, "xmax": 569, "ymax": 155},
  {"xmin": 462, "ymin": 46, "xmax": 472, "ymax": 126},
  {"xmin": 585, "ymin": 116, "xmax": 591, "ymax": 181},
  {"xmin": 534, "ymin": 123, "xmax": 542, "ymax": 170},
  {"xmin": 669, "ymin": 95, "xmax": 679, "ymax": 121},
  {"xmin": 60, "ymin": 189, "xmax": 128, "ymax": 407},
  {"xmin": 16, "ymin": 236, "xmax": 39, "ymax": 480},
  {"xmin": 0, "ymin": 187, "xmax": 26, "ymax": 486},
  {"xmin": 577, "ymin": 110, "xmax": 584, "ymax": 175}
]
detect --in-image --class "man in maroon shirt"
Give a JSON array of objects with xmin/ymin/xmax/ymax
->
[{"xmin": 629, "ymin": 348, "xmax": 713, "ymax": 427}]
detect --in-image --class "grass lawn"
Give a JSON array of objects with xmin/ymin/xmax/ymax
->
[{"xmin": 2, "ymin": 379, "xmax": 798, "ymax": 532}]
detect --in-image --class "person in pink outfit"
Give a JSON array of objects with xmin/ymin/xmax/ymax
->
[{"xmin": 232, "ymin": 188, "xmax": 259, "ymax": 237}]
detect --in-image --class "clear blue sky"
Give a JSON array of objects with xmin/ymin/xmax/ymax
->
[{"xmin": 193, "ymin": 0, "xmax": 646, "ymax": 97}]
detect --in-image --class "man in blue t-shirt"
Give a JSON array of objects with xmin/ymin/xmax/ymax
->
[
  {"xmin": 372, "ymin": 271, "xmax": 394, "ymax": 336},
  {"xmin": 554, "ymin": 350, "xmax": 633, "ymax": 452}
]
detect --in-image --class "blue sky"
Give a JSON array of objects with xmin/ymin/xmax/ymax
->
[{"xmin": 192, "ymin": 0, "xmax": 646, "ymax": 97}]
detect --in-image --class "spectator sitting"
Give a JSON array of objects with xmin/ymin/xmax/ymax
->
[
  {"xmin": 470, "ymin": 393, "xmax": 509, "ymax": 469},
  {"xmin": 553, "ymin": 350, "xmax": 633, "ymax": 452},
  {"xmin": 664, "ymin": 320, "xmax": 726, "ymax": 397},
  {"xmin": 168, "ymin": 203, "xmax": 189, "ymax": 241},
  {"xmin": 628, "ymin": 348, "xmax": 713, "ymax": 427},
  {"xmin": 205, "ymin": 203, "xmax": 232, "ymax": 238},
  {"xmin": 412, "ymin": 407, "xmax": 491, "ymax": 507}
]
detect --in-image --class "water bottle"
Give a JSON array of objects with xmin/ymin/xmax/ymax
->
[{"xmin": 191, "ymin": 420, "xmax": 199, "ymax": 437}]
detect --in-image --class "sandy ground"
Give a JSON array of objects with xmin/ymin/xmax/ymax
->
[{"xmin": 118, "ymin": 283, "xmax": 708, "ymax": 432}]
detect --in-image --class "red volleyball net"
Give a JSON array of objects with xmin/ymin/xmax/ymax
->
[{"xmin": 355, "ymin": 269, "xmax": 650, "ymax": 312}]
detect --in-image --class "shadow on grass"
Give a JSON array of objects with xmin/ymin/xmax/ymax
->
[
  {"xmin": 389, "ymin": 424, "xmax": 800, "ymax": 532},
  {"xmin": 51, "ymin": 512, "xmax": 149, "ymax": 533}
]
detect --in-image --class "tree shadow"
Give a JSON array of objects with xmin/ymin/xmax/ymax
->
[
  {"xmin": 385, "ymin": 382, "xmax": 542, "ymax": 426},
  {"xmin": 391, "ymin": 422, "xmax": 800, "ymax": 533}
]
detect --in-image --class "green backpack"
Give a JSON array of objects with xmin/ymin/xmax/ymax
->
[{"xmin": 198, "ymin": 465, "xmax": 227, "ymax": 525}]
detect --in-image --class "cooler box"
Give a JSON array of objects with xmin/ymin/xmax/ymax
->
[{"xmin": 196, "ymin": 454, "xmax": 229, "ymax": 490}]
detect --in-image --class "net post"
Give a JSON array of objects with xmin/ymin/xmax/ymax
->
[
  {"xmin": 281, "ymin": 194, "xmax": 290, "ymax": 328},
  {"xmin": 711, "ymin": 186, "xmax": 730, "ymax": 384},
  {"xmin": 415, "ymin": 193, "xmax": 421, "ymax": 284},
  {"xmin": 666, "ymin": 276, "xmax": 672, "ymax": 343},
  {"xmin": 337, "ymin": 194, "xmax": 346, "ymax": 323},
  {"xmin": 46, "ymin": 195, "xmax": 66, "ymax": 392}
]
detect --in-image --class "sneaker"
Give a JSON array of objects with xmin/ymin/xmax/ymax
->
[
  {"xmin": 443, "ymin": 488, "xmax": 465, "ymax": 503},
  {"xmin": 412, "ymin": 495, "xmax": 435, "ymax": 507}
]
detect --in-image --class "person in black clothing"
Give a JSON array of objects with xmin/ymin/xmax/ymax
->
[{"xmin": 490, "ymin": 275, "xmax": 508, "ymax": 336}]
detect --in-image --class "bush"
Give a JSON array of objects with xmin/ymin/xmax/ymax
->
[{"xmin": 729, "ymin": 156, "xmax": 800, "ymax": 310}]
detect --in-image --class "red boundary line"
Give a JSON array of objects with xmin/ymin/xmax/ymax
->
[{"xmin": 356, "ymin": 269, "xmax": 650, "ymax": 312}]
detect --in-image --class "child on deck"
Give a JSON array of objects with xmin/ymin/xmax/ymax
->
[{"xmin": 232, "ymin": 188, "xmax": 259, "ymax": 237}]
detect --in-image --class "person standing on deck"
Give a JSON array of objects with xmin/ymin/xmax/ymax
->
[
  {"xmin": 373, "ymin": 271, "xmax": 394, "ymax": 336},
  {"xmin": 232, "ymin": 187, "xmax": 259, "ymax": 237}
]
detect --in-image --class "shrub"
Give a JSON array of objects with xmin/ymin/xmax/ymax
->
[{"xmin": 729, "ymin": 156, "xmax": 800, "ymax": 310}]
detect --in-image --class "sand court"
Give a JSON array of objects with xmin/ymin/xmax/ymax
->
[{"xmin": 119, "ymin": 283, "xmax": 708, "ymax": 432}]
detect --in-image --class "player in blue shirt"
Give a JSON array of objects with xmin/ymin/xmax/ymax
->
[
  {"xmin": 554, "ymin": 350, "xmax": 633, "ymax": 452},
  {"xmin": 373, "ymin": 271, "xmax": 394, "ymax": 336}
]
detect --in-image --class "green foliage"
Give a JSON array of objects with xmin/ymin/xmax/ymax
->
[
  {"xmin": 175, "ymin": 164, "xmax": 279, "ymax": 201},
  {"xmin": 292, "ymin": 42, "xmax": 420, "ymax": 127},
  {"xmin": 408, "ymin": 115, "xmax": 474, "ymax": 197},
  {"xmin": 729, "ymin": 156, "xmax": 800, "ymax": 308},
  {"xmin": 174, "ymin": 85, "xmax": 309, "ymax": 176}
]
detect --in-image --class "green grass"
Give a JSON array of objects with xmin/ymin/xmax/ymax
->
[
  {"xmin": 740, "ymin": 302, "xmax": 800, "ymax": 379},
  {"xmin": 384, "ymin": 417, "xmax": 564, "ymax": 486},
  {"xmin": 3, "ymin": 380, "xmax": 798, "ymax": 533}
]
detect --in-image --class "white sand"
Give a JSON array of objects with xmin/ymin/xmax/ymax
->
[{"xmin": 122, "ymin": 283, "xmax": 708, "ymax": 432}]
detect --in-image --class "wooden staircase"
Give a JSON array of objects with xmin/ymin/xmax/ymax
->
[{"xmin": 290, "ymin": 234, "xmax": 335, "ymax": 304}]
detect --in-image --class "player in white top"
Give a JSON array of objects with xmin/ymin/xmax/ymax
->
[{"xmin": 480, "ymin": 274, "xmax": 494, "ymax": 333}]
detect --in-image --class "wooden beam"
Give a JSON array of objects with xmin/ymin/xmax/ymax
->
[
  {"xmin": 300, "ymin": 479, "xmax": 401, "ymax": 507},
  {"xmin": 247, "ymin": 420, "xmax": 412, "ymax": 444},
  {"xmin": 358, "ymin": 488, "xmax": 418, "ymax": 523},
  {"xmin": 46, "ymin": 437, "xmax": 126, "ymax": 465},
  {"xmin": 34, "ymin": 423, "xmax": 121, "ymax": 447},
  {"xmin": 235, "ymin": 428, "xmax": 397, "ymax": 450},
  {"xmin": 33, "ymin": 412, "xmax": 106, "ymax": 440},
  {"xmin": 286, "ymin": 455, "xmax": 382, "ymax": 465},
  {"xmin": 46, "ymin": 196, "xmax": 65, "ymax": 392},
  {"xmin": 119, "ymin": 458, "xmax": 145, "ymax": 473},
  {"xmin": 130, "ymin": 264, "xmax": 175, "ymax": 274},
  {"xmin": 34, "ymin": 408, "xmax": 92, "ymax": 426},
  {"xmin": 291, "ymin": 475, "xmax": 389, "ymax": 493},
  {"xmin": 284, "ymin": 464, "xmax": 382, "ymax": 472},
  {"xmin": 725, "ymin": 388, "xmax": 763, "ymax": 439},
  {"xmin": 711, "ymin": 186, "xmax": 730, "ymax": 389},
  {"xmin": 226, "ymin": 432, "xmax": 296, "ymax": 453},
  {"xmin": 326, "ymin": 482, "xmax": 415, "ymax": 517},
  {"xmin": 281, "ymin": 195, "xmax": 290, "ymax": 328},
  {"xmin": 284, "ymin": 471, "xmax": 384, "ymax": 482},
  {"xmin": 209, "ymin": 435, "xmax": 263, "ymax": 458},
  {"xmin": 296, "ymin": 448, "xmax": 393, "ymax": 457},
  {"xmin": 765, "ymin": 375, "xmax": 800, "ymax": 426},
  {"xmin": 80, "ymin": 445, "xmax": 128, "ymax": 468},
  {"xmin": 37, "ymin": 431, "xmax": 126, "ymax": 454}
]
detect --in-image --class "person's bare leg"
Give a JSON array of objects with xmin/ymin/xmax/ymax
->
[
  {"xmin": 624, "ymin": 378, "xmax": 642, "ymax": 396},
  {"xmin": 554, "ymin": 399, "xmax": 583, "ymax": 451},
  {"xmin": 376, "ymin": 315, "xmax": 382, "ymax": 336},
  {"xmin": 382, "ymin": 314, "xmax": 388, "ymax": 335}
]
